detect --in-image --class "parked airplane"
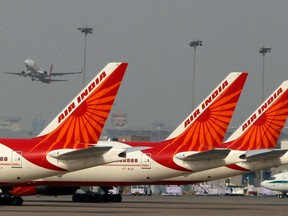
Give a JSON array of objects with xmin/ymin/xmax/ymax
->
[
  {"xmin": 4, "ymin": 58, "xmax": 82, "ymax": 83},
  {"xmin": 18, "ymin": 78, "xmax": 287, "ymax": 202},
  {"xmin": 11, "ymin": 77, "xmax": 288, "ymax": 202},
  {"xmin": 7, "ymin": 72, "xmax": 248, "ymax": 204},
  {"xmin": 154, "ymin": 80, "xmax": 288, "ymax": 185},
  {"xmin": 261, "ymin": 172, "xmax": 288, "ymax": 198},
  {"xmin": 0, "ymin": 62, "xmax": 129, "ymax": 205}
]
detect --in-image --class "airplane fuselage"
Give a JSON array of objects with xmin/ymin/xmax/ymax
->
[
  {"xmin": 261, "ymin": 173, "xmax": 288, "ymax": 192},
  {"xmin": 12, "ymin": 141, "xmax": 249, "ymax": 187},
  {"xmin": 155, "ymin": 153, "xmax": 288, "ymax": 185},
  {"xmin": 24, "ymin": 58, "xmax": 51, "ymax": 83},
  {"xmin": 0, "ymin": 140, "xmax": 127, "ymax": 185}
]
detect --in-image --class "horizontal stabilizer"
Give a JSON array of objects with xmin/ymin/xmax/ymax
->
[
  {"xmin": 246, "ymin": 149, "xmax": 288, "ymax": 162},
  {"xmin": 175, "ymin": 149, "xmax": 231, "ymax": 161},
  {"xmin": 49, "ymin": 146, "xmax": 112, "ymax": 160}
]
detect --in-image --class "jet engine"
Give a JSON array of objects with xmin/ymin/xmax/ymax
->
[{"xmin": 21, "ymin": 71, "xmax": 28, "ymax": 77}]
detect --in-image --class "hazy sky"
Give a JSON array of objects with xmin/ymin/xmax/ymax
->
[{"xmin": 0, "ymin": 0, "xmax": 287, "ymax": 132}]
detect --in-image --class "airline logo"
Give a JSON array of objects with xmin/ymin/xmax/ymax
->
[
  {"xmin": 140, "ymin": 72, "xmax": 247, "ymax": 172},
  {"xmin": 241, "ymin": 87, "xmax": 283, "ymax": 132},
  {"xmin": 58, "ymin": 71, "xmax": 107, "ymax": 124},
  {"xmin": 184, "ymin": 80, "xmax": 228, "ymax": 128},
  {"xmin": 226, "ymin": 83, "xmax": 288, "ymax": 150}
]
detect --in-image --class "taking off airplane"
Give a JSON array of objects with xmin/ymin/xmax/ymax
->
[
  {"xmin": 8, "ymin": 72, "xmax": 248, "ymax": 204},
  {"xmin": 0, "ymin": 62, "xmax": 129, "ymax": 205},
  {"xmin": 4, "ymin": 58, "xmax": 82, "ymax": 83}
]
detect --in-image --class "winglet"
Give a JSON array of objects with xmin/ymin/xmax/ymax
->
[
  {"xmin": 49, "ymin": 64, "xmax": 53, "ymax": 73},
  {"xmin": 224, "ymin": 80, "xmax": 288, "ymax": 150}
]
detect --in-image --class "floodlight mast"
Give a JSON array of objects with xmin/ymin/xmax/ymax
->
[
  {"xmin": 257, "ymin": 46, "xmax": 271, "ymax": 186},
  {"xmin": 78, "ymin": 26, "xmax": 94, "ymax": 87},
  {"xmin": 189, "ymin": 40, "xmax": 202, "ymax": 110},
  {"xmin": 259, "ymin": 47, "xmax": 271, "ymax": 101}
]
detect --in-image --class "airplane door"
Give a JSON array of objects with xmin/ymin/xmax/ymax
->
[
  {"xmin": 141, "ymin": 153, "xmax": 151, "ymax": 169},
  {"xmin": 11, "ymin": 151, "xmax": 22, "ymax": 168}
]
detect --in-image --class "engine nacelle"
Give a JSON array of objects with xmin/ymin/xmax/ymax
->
[
  {"xmin": 21, "ymin": 71, "xmax": 28, "ymax": 77},
  {"xmin": 43, "ymin": 71, "xmax": 48, "ymax": 75}
]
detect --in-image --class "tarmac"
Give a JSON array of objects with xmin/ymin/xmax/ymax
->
[{"xmin": 0, "ymin": 195, "xmax": 287, "ymax": 216}]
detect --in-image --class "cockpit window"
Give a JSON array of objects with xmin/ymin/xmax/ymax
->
[{"xmin": 269, "ymin": 176, "xmax": 276, "ymax": 180}]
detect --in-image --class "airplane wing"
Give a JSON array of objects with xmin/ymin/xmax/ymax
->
[
  {"xmin": 47, "ymin": 145, "xmax": 149, "ymax": 171},
  {"xmin": 4, "ymin": 72, "xmax": 22, "ymax": 76},
  {"xmin": 4, "ymin": 71, "xmax": 32, "ymax": 77},
  {"xmin": 31, "ymin": 78, "xmax": 68, "ymax": 82},
  {"xmin": 48, "ymin": 146, "xmax": 112, "ymax": 160},
  {"xmin": 175, "ymin": 149, "xmax": 232, "ymax": 161},
  {"xmin": 245, "ymin": 149, "xmax": 288, "ymax": 162},
  {"xmin": 48, "ymin": 79, "xmax": 68, "ymax": 82},
  {"xmin": 50, "ymin": 71, "xmax": 82, "ymax": 76}
]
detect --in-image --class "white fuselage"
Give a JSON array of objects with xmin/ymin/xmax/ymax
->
[
  {"xmin": 25, "ymin": 58, "xmax": 50, "ymax": 81},
  {"xmin": 158, "ymin": 152, "xmax": 288, "ymax": 184},
  {"xmin": 25, "ymin": 147, "xmax": 288, "ymax": 187},
  {"xmin": 261, "ymin": 173, "xmax": 288, "ymax": 192},
  {"xmin": 0, "ymin": 144, "xmax": 60, "ymax": 184},
  {"xmin": 26, "ymin": 141, "xmax": 248, "ymax": 186},
  {"xmin": 0, "ymin": 142, "xmax": 128, "ymax": 185}
]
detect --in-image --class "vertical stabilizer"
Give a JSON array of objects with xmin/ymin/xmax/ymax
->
[
  {"xmin": 36, "ymin": 62, "xmax": 128, "ymax": 148},
  {"xmin": 224, "ymin": 80, "xmax": 288, "ymax": 150},
  {"xmin": 163, "ymin": 72, "xmax": 248, "ymax": 152}
]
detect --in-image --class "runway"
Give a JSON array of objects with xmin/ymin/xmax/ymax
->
[{"xmin": 0, "ymin": 195, "xmax": 287, "ymax": 216}]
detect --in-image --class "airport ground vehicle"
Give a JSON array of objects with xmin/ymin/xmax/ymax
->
[{"xmin": 131, "ymin": 185, "xmax": 151, "ymax": 196}]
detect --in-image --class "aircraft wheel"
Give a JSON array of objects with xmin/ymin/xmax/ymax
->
[
  {"xmin": 82, "ymin": 194, "xmax": 91, "ymax": 202},
  {"xmin": 90, "ymin": 194, "xmax": 102, "ymax": 202},
  {"xmin": 11, "ymin": 197, "xmax": 23, "ymax": 206},
  {"xmin": 72, "ymin": 194, "xmax": 83, "ymax": 202},
  {"xmin": 111, "ymin": 194, "xmax": 122, "ymax": 202},
  {"xmin": 102, "ymin": 194, "xmax": 111, "ymax": 202}
]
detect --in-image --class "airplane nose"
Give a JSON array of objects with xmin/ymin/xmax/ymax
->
[
  {"xmin": 260, "ymin": 181, "xmax": 267, "ymax": 187},
  {"xmin": 25, "ymin": 59, "xmax": 33, "ymax": 67}
]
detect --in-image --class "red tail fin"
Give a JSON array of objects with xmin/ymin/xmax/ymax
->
[
  {"xmin": 34, "ymin": 63, "xmax": 128, "ymax": 151},
  {"xmin": 224, "ymin": 80, "xmax": 288, "ymax": 150},
  {"xmin": 158, "ymin": 72, "xmax": 248, "ymax": 154}
]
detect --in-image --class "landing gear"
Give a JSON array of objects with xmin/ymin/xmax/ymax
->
[
  {"xmin": 278, "ymin": 192, "xmax": 287, "ymax": 198},
  {"xmin": 0, "ymin": 187, "xmax": 23, "ymax": 206},
  {"xmin": 72, "ymin": 186, "xmax": 122, "ymax": 203},
  {"xmin": 0, "ymin": 194, "xmax": 23, "ymax": 206}
]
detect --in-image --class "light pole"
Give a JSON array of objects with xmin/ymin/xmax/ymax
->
[
  {"xmin": 78, "ymin": 26, "xmax": 93, "ymax": 87},
  {"xmin": 189, "ymin": 40, "xmax": 202, "ymax": 110},
  {"xmin": 257, "ymin": 46, "xmax": 271, "ymax": 186},
  {"xmin": 259, "ymin": 47, "xmax": 271, "ymax": 101}
]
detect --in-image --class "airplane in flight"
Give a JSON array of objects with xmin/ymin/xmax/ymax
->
[
  {"xmin": 6, "ymin": 72, "xmax": 249, "ymax": 204},
  {"xmin": 261, "ymin": 172, "xmax": 288, "ymax": 198},
  {"xmin": 4, "ymin": 58, "xmax": 82, "ymax": 83},
  {"xmin": 0, "ymin": 62, "xmax": 129, "ymax": 205},
  {"xmin": 10, "ymin": 77, "xmax": 288, "ymax": 203}
]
